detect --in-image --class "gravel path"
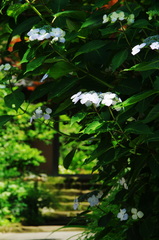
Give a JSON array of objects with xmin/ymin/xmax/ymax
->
[
  {"xmin": 0, "ymin": 226, "xmax": 85, "ymax": 240},
  {"xmin": 0, "ymin": 230, "xmax": 84, "ymax": 240}
]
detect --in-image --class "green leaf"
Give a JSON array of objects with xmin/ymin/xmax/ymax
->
[
  {"xmin": 25, "ymin": 56, "xmax": 47, "ymax": 73},
  {"xmin": 48, "ymin": 62, "xmax": 75, "ymax": 79},
  {"xmin": 100, "ymin": 27, "xmax": 118, "ymax": 36},
  {"xmin": 153, "ymin": 76, "xmax": 159, "ymax": 90},
  {"xmin": 98, "ymin": 212, "xmax": 113, "ymax": 227},
  {"xmin": 84, "ymin": 121, "xmax": 103, "ymax": 134},
  {"xmin": 4, "ymin": 89, "xmax": 25, "ymax": 111},
  {"xmin": 48, "ymin": 78, "xmax": 77, "ymax": 99},
  {"xmin": 71, "ymin": 112, "xmax": 87, "ymax": 126},
  {"xmin": 11, "ymin": 16, "xmax": 40, "ymax": 36},
  {"xmin": 0, "ymin": 115, "xmax": 14, "ymax": 127},
  {"xmin": 124, "ymin": 59, "xmax": 159, "ymax": 71},
  {"xmin": 125, "ymin": 122, "xmax": 152, "ymax": 135},
  {"xmin": 111, "ymin": 49, "xmax": 128, "ymax": 71},
  {"xmin": 29, "ymin": 82, "xmax": 52, "ymax": 103},
  {"xmin": 52, "ymin": 98, "xmax": 72, "ymax": 116},
  {"xmin": 84, "ymin": 141, "xmax": 109, "ymax": 164},
  {"xmin": 21, "ymin": 47, "xmax": 36, "ymax": 64},
  {"xmin": 132, "ymin": 19, "xmax": 150, "ymax": 28},
  {"xmin": 49, "ymin": 0, "xmax": 69, "ymax": 12},
  {"xmin": 74, "ymin": 40, "xmax": 106, "ymax": 58},
  {"xmin": 146, "ymin": 131, "xmax": 159, "ymax": 142},
  {"xmin": 54, "ymin": 10, "xmax": 86, "ymax": 20},
  {"xmin": 63, "ymin": 148, "xmax": 76, "ymax": 169},
  {"xmin": 7, "ymin": 3, "xmax": 29, "ymax": 23},
  {"xmin": 80, "ymin": 15, "xmax": 102, "ymax": 29},
  {"xmin": 121, "ymin": 90, "xmax": 158, "ymax": 107},
  {"xmin": 93, "ymin": 0, "xmax": 110, "ymax": 9},
  {"xmin": 143, "ymin": 103, "xmax": 159, "ymax": 123}
]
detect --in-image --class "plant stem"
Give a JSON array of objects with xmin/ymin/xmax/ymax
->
[{"xmin": 25, "ymin": 0, "xmax": 50, "ymax": 25}]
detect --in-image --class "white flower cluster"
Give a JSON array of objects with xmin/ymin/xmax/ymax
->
[
  {"xmin": 30, "ymin": 107, "xmax": 52, "ymax": 123},
  {"xmin": 71, "ymin": 91, "xmax": 122, "ymax": 110},
  {"xmin": 0, "ymin": 63, "xmax": 11, "ymax": 71},
  {"xmin": 118, "ymin": 177, "xmax": 128, "ymax": 190},
  {"xmin": 103, "ymin": 11, "xmax": 135, "ymax": 25},
  {"xmin": 132, "ymin": 40, "xmax": 159, "ymax": 55},
  {"xmin": 117, "ymin": 208, "xmax": 144, "ymax": 221},
  {"xmin": 27, "ymin": 27, "xmax": 66, "ymax": 43}
]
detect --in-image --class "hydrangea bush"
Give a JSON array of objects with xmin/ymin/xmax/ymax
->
[{"xmin": 1, "ymin": 0, "xmax": 159, "ymax": 239}]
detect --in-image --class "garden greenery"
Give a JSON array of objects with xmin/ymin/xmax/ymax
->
[{"xmin": 1, "ymin": 0, "xmax": 159, "ymax": 239}]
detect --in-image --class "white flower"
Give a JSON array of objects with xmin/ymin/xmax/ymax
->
[
  {"xmin": 110, "ymin": 12, "xmax": 119, "ymax": 23},
  {"xmin": 46, "ymin": 108, "xmax": 52, "ymax": 114},
  {"xmin": 80, "ymin": 91, "xmax": 101, "ymax": 107},
  {"xmin": 117, "ymin": 209, "xmax": 128, "ymax": 221},
  {"xmin": 131, "ymin": 208, "xmax": 144, "ymax": 220},
  {"xmin": 131, "ymin": 43, "xmax": 146, "ymax": 55},
  {"xmin": 71, "ymin": 91, "xmax": 121, "ymax": 110},
  {"xmin": 88, "ymin": 194, "xmax": 99, "ymax": 207},
  {"xmin": 73, "ymin": 198, "xmax": 79, "ymax": 210},
  {"xmin": 0, "ymin": 63, "xmax": 11, "ymax": 71},
  {"xmin": 71, "ymin": 91, "xmax": 82, "ymax": 104},
  {"xmin": 150, "ymin": 41, "xmax": 159, "ymax": 50},
  {"xmin": 101, "ymin": 92, "xmax": 117, "ymax": 106},
  {"xmin": 118, "ymin": 177, "xmax": 128, "ymax": 190},
  {"xmin": 103, "ymin": 14, "xmax": 109, "ymax": 23},
  {"xmin": 35, "ymin": 107, "xmax": 43, "ymax": 118},
  {"xmin": 3, "ymin": 63, "xmax": 11, "ymax": 70},
  {"xmin": 118, "ymin": 11, "xmax": 125, "ymax": 21},
  {"xmin": 59, "ymin": 37, "xmax": 66, "ymax": 43},
  {"xmin": 127, "ymin": 14, "xmax": 135, "ymax": 25}
]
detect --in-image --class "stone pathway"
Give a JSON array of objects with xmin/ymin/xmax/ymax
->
[
  {"xmin": 0, "ymin": 226, "xmax": 85, "ymax": 240},
  {"xmin": 0, "ymin": 231, "xmax": 84, "ymax": 240}
]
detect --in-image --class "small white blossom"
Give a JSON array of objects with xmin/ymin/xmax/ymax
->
[
  {"xmin": 3, "ymin": 63, "xmax": 11, "ymax": 70},
  {"xmin": 73, "ymin": 198, "xmax": 79, "ymax": 210},
  {"xmin": 0, "ymin": 63, "xmax": 11, "ymax": 71},
  {"xmin": 46, "ymin": 108, "xmax": 52, "ymax": 114},
  {"xmin": 117, "ymin": 209, "xmax": 128, "ymax": 221},
  {"xmin": 131, "ymin": 208, "xmax": 144, "ymax": 220},
  {"xmin": 101, "ymin": 92, "xmax": 117, "ymax": 106},
  {"xmin": 88, "ymin": 194, "xmax": 99, "ymax": 207},
  {"xmin": 110, "ymin": 12, "xmax": 119, "ymax": 23},
  {"xmin": 71, "ymin": 91, "xmax": 82, "ymax": 104},
  {"xmin": 127, "ymin": 14, "xmax": 135, "ymax": 25},
  {"xmin": 118, "ymin": 177, "xmax": 128, "ymax": 190},
  {"xmin": 118, "ymin": 11, "xmax": 125, "ymax": 21},
  {"xmin": 80, "ymin": 91, "xmax": 101, "ymax": 107},
  {"xmin": 103, "ymin": 14, "xmax": 109, "ymax": 23},
  {"xmin": 131, "ymin": 43, "xmax": 146, "ymax": 55},
  {"xmin": 150, "ymin": 41, "xmax": 159, "ymax": 50}
]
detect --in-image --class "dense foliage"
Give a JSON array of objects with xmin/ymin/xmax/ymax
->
[{"xmin": 1, "ymin": 0, "xmax": 159, "ymax": 239}]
